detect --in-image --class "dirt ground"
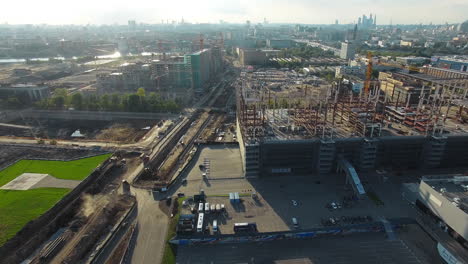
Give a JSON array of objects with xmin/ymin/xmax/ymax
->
[
  {"xmin": 157, "ymin": 112, "xmax": 210, "ymax": 180},
  {"xmin": 95, "ymin": 124, "xmax": 142, "ymax": 143},
  {"xmin": 1, "ymin": 119, "xmax": 157, "ymax": 143}
]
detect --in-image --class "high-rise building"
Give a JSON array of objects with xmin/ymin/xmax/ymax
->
[
  {"xmin": 340, "ymin": 42, "xmax": 355, "ymax": 60},
  {"xmin": 357, "ymin": 14, "xmax": 375, "ymax": 29},
  {"xmin": 128, "ymin": 20, "xmax": 136, "ymax": 31},
  {"xmin": 184, "ymin": 48, "xmax": 223, "ymax": 94}
]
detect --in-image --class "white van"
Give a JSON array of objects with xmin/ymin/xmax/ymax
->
[
  {"xmin": 198, "ymin": 203, "xmax": 204, "ymax": 213},
  {"xmin": 205, "ymin": 203, "xmax": 210, "ymax": 214},
  {"xmin": 197, "ymin": 213, "xmax": 204, "ymax": 233},
  {"xmin": 213, "ymin": 220, "xmax": 218, "ymax": 233},
  {"xmin": 292, "ymin": 217, "xmax": 299, "ymax": 228}
]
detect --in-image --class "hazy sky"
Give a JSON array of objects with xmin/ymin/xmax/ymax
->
[{"xmin": 2, "ymin": 0, "xmax": 467, "ymax": 25}]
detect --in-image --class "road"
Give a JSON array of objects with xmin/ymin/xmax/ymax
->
[{"xmin": 128, "ymin": 188, "xmax": 169, "ymax": 264}]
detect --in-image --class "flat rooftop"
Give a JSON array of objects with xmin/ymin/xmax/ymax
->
[
  {"xmin": 177, "ymin": 232, "xmax": 425, "ymax": 264},
  {"xmin": 422, "ymin": 175, "xmax": 468, "ymax": 214}
]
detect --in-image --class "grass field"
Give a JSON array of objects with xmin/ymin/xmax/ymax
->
[
  {"xmin": 0, "ymin": 154, "xmax": 112, "ymax": 187},
  {"xmin": 0, "ymin": 188, "xmax": 69, "ymax": 245},
  {"xmin": 0, "ymin": 153, "xmax": 112, "ymax": 246}
]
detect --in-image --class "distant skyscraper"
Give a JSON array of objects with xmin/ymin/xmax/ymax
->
[
  {"xmin": 357, "ymin": 14, "xmax": 376, "ymax": 29},
  {"xmin": 128, "ymin": 20, "xmax": 136, "ymax": 31},
  {"xmin": 340, "ymin": 42, "xmax": 355, "ymax": 60}
]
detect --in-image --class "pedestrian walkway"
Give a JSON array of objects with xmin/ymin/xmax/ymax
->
[{"xmin": 380, "ymin": 217, "xmax": 397, "ymax": 240}]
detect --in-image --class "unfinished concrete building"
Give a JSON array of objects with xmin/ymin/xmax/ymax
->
[
  {"xmin": 236, "ymin": 67, "xmax": 468, "ymax": 181},
  {"xmin": 96, "ymin": 62, "xmax": 152, "ymax": 92},
  {"xmin": 151, "ymin": 58, "xmax": 193, "ymax": 102}
]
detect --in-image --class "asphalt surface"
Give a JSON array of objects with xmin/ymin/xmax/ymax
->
[
  {"xmin": 129, "ymin": 188, "xmax": 169, "ymax": 264},
  {"xmin": 177, "ymin": 232, "xmax": 423, "ymax": 264}
]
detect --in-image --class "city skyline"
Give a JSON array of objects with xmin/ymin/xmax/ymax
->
[{"xmin": 1, "ymin": 0, "xmax": 467, "ymax": 25}]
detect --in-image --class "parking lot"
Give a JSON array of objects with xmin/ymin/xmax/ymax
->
[
  {"xmin": 174, "ymin": 146, "xmax": 418, "ymax": 233},
  {"xmin": 177, "ymin": 172, "xmax": 417, "ymax": 235},
  {"xmin": 244, "ymin": 172, "xmax": 416, "ymax": 230},
  {"xmin": 180, "ymin": 195, "xmax": 289, "ymax": 235},
  {"xmin": 173, "ymin": 145, "xmax": 250, "ymax": 197},
  {"xmin": 184, "ymin": 145, "xmax": 243, "ymax": 180}
]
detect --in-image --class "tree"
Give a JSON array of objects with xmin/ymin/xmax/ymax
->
[
  {"xmin": 101, "ymin": 94, "xmax": 110, "ymax": 110},
  {"xmin": 110, "ymin": 93, "xmax": 121, "ymax": 111},
  {"xmin": 127, "ymin": 94, "xmax": 140, "ymax": 112},
  {"xmin": 136, "ymin": 87, "xmax": 146, "ymax": 97},
  {"xmin": 52, "ymin": 96, "xmax": 65, "ymax": 109},
  {"xmin": 71, "ymin": 93, "xmax": 83, "ymax": 110},
  {"xmin": 86, "ymin": 94, "xmax": 100, "ymax": 111},
  {"xmin": 147, "ymin": 92, "xmax": 162, "ymax": 112},
  {"xmin": 54, "ymin": 88, "xmax": 68, "ymax": 98}
]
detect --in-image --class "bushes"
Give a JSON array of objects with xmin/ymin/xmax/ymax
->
[{"xmin": 36, "ymin": 89, "xmax": 182, "ymax": 113}]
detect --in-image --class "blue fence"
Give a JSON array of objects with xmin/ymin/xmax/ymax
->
[{"xmin": 170, "ymin": 218, "xmax": 415, "ymax": 245}]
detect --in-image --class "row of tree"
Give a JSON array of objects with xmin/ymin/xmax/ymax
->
[
  {"xmin": 278, "ymin": 44, "xmax": 336, "ymax": 59},
  {"xmin": 36, "ymin": 88, "xmax": 182, "ymax": 113}
]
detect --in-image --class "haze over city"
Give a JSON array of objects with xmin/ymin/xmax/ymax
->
[
  {"xmin": 2, "ymin": 0, "xmax": 468, "ymax": 25},
  {"xmin": 1, "ymin": 1, "xmax": 468, "ymax": 263}
]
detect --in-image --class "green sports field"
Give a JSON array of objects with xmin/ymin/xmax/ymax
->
[{"xmin": 0, "ymin": 153, "xmax": 111, "ymax": 246}]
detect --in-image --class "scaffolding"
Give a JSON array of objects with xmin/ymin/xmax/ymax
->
[{"xmin": 237, "ymin": 67, "xmax": 468, "ymax": 143}]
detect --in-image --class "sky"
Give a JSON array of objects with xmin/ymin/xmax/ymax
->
[{"xmin": 2, "ymin": 0, "xmax": 467, "ymax": 25}]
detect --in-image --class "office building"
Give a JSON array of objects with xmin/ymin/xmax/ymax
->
[
  {"xmin": 431, "ymin": 56, "xmax": 468, "ymax": 72},
  {"xmin": 335, "ymin": 65, "xmax": 364, "ymax": 78},
  {"xmin": 183, "ymin": 48, "xmax": 222, "ymax": 94},
  {"xmin": 266, "ymin": 39, "xmax": 293, "ymax": 49},
  {"xmin": 340, "ymin": 42, "xmax": 355, "ymax": 60},
  {"xmin": 395, "ymin": 56, "xmax": 428, "ymax": 65},
  {"xmin": 239, "ymin": 49, "xmax": 267, "ymax": 66}
]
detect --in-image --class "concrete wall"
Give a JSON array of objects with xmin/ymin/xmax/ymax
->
[
  {"xmin": 5, "ymin": 109, "xmax": 179, "ymax": 121},
  {"xmin": 0, "ymin": 110, "xmax": 22, "ymax": 122},
  {"xmin": 247, "ymin": 135, "xmax": 468, "ymax": 177}
]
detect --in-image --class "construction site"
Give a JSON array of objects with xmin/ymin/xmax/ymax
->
[
  {"xmin": 0, "ymin": 117, "xmax": 161, "ymax": 143},
  {"xmin": 236, "ymin": 65, "xmax": 468, "ymax": 178}
]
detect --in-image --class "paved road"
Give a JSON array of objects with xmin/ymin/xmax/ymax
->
[
  {"xmin": 177, "ymin": 233, "xmax": 423, "ymax": 264},
  {"xmin": 128, "ymin": 188, "xmax": 169, "ymax": 264}
]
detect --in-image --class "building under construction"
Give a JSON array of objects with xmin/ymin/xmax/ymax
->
[{"xmin": 236, "ymin": 67, "xmax": 468, "ymax": 179}]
